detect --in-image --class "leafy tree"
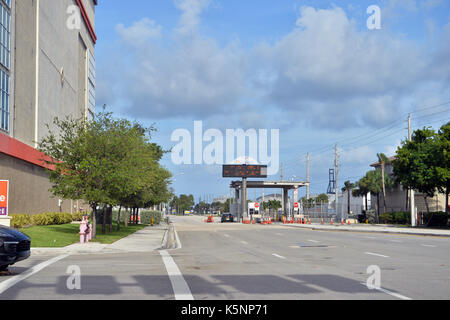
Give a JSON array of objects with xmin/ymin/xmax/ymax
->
[
  {"xmin": 436, "ymin": 122, "xmax": 450, "ymax": 213},
  {"xmin": 353, "ymin": 177, "xmax": 370, "ymax": 211},
  {"xmin": 316, "ymin": 193, "xmax": 329, "ymax": 203},
  {"xmin": 393, "ymin": 127, "xmax": 440, "ymax": 214},
  {"xmin": 39, "ymin": 111, "xmax": 171, "ymax": 237}
]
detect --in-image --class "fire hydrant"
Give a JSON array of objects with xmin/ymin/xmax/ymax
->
[{"xmin": 79, "ymin": 216, "xmax": 91, "ymax": 244}]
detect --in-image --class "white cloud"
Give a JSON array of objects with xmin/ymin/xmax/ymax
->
[
  {"xmin": 174, "ymin": 0, "xmax": 211, "ymax": 36},
  {"xmin": 116, "ymin": 18, "xmax": 162, "ymax": 46}
]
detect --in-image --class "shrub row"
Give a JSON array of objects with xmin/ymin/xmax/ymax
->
[
  {"xmin": 10, "ymin": 212, "xmax": 86, "ymax": 229},
  {"xmin": 112, "ymin": 209, "xmax": 162, "ymax": 225},
  {"xmin": 420, "ymin": 212, "xmax": 449, "ymax": 227},
  {"xmin": 379, "ymin": 211, "xmax": 448, "ymax": 227},
  {"xmin": 379, "ymin": 212, "xmax": 411, "ymax": 225}
]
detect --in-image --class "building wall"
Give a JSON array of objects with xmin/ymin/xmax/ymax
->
[
  {"xmin": 12, "ymin": 0, "xmax": 36, "ymax": 146},
  {"xmin": 0, "ymin": 153, "xmax": 72, "ymax": 214},
  {"xmin": 0, "ymin": 0, "xmax": 96, "ymax": 216}
]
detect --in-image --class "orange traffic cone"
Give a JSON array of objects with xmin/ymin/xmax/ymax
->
[
  {"xmin": 321, "ymin": 219, "xmax": 324, "ymax": 225},
  {"xmin": 331, "ymin": 218, "xmax": 334, "ymax": 225}
]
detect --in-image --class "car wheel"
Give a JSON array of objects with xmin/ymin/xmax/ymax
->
[{"xmin": 0, "ymin": 265, "xmax": 9, "ymax": 272}]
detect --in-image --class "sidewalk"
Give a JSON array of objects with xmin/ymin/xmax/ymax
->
[
  {"xmin": 285, "ymin": 222, "xmax": 450, "ymax": 237},
  {"xmin": 31, "ymin": 225, "xmax": 169, "ymax": 256}
]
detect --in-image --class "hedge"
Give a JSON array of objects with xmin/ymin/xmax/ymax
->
[
  {"xmin": 421, "ymin": 212, "xmax": 448, "ymax": 227},
  {"xmin": 112, "ymin": 209, "xmax": 162, "ymax": 225},
  {"xmin": 379, "ymin": 212, "xmax": 411, "ymax": 225},
  {"xmin": 10, "ymin": 212, "xmax": 86, "ymax": 229}
]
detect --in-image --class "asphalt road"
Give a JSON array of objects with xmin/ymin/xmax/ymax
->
[{"xmin": 0, "ymin": 215, "xmax": 449, "ymax": 300}]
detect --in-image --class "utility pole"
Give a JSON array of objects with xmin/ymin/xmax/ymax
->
[
  {"xmin": 280, "ymin": 163, "xmax": 284, "ymax": 216},
  {"xmin": 408, "ymin": 114, "xmax": 416, "ymax": 227},
  {"xmin": 306, "ymin": 153, "xmax": 310, "ymax": 200},
  {"xmin": 335, "ymin": 145, "xmax": 339, "ymax": 219}
]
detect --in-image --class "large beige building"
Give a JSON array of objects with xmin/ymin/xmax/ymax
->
[{"xmin": 0, "ymin": 0, "xmax": 97, "ymax": 224}]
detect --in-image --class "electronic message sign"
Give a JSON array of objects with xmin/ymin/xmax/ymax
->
[{"xmin": 222, "ymin": 165, "xmax": 267, "ymax": 178}]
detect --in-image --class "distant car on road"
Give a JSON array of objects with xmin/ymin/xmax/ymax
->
[
  {"xmin": 221, "ymin": 213, "xmax": 234, "ymax": 223},
  {"xmin": 0, "ymin": 225, "xmax": 31, "ymax": 272}
]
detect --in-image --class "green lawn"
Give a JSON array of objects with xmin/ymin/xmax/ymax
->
[{"xmin": 20, "ymin": 223, "xmax": 148, "ymax": 248}]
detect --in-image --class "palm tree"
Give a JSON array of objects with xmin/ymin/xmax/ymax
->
[
  {"xmin": 342, "ymin": 180, "xmax": 355, "ymax": 219},
  {"xmin": 377, "ymin": 153, "xmax": 391, "ymax": 214}
]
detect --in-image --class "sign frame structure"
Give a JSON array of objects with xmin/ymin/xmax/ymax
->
[
  {"xmin": 0, "ymin": 180, "xmax": 9, "ymax": 216},
  {"xmin": 222, "ymin": 165, "xmax": 268, "ymax": 178}
]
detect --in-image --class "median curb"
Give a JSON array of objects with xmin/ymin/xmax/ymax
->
[{"xmin": 285, "ymin": 223, "xmax": 450, "ymax": 237}]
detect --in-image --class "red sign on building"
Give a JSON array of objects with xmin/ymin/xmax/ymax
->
[{"xmin": 0, "ymin": 180, "xmax": 8, "ymax": 216}]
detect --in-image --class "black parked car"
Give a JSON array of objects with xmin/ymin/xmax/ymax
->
[
  {"xmin": 221, "ymin": 213, "xmax": 234, "ymax": 223},
  {"xmin": 0, "ymin": 226, "xmax": 31, "ymax": 271}
]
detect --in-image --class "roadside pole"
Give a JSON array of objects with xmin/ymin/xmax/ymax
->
[
  {"xmin": 408, "ymin": 115, "xmax": 416, "ymax": 227},
  {"xmin": 242, "ymin": 177, "xmax": 248, "ymax": 221}
]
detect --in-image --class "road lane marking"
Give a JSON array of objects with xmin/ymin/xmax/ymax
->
[
  {"xmin": 308, "ymin": 240, "xmax": 320, "ymax": 243},
  {"xmin": 276, "ymin": 233, "xmax": 284, "ymax": 236},
  {"xmin": 390, "ymin": 240, "xmax": 402, "ymax": 243},
  {"xmin": 421, "ymin": 244, "xmax": 436, "ymax": 248},
  {"xmin": 241, "ymin": 241, "xmax": 248, "ymax": 245},
  {"xmin": 160, "ymin": 250, "xmax": 194, "ymax": 300},
  {"xmin": 174, "ymin": 228, "xmax": 182, "ymax": 249},
  {"xmin": 0, "ymin": 254, "xmax": 69, "ymax": 295},
  {"xmin": 289, "ymin": 246, "xmax": 300, "ymax": 249},
  {"xmin": 272, "ymin": 254, "xmax": 287, "ymax": 260},
  {"xmin": 365, "ymin": 252, "xmax": 390, "ymax": 258},
  {"xmin": 224, "ymin": 234, "xmax": 230, "ymax": 238},
  {"xmin": 360, "ymin": 283, "xmax": 412, "ymax": 300}
]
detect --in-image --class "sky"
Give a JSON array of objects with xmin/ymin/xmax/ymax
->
[{"xmin": 94, "ymin": 0, "xmax": 450, "ymax": 202}]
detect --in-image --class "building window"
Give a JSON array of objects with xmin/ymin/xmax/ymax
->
[
  {"xmin": 0, "ymin": 2, "xmax": 10, "ymax": 69},
  {"xmin": 0, "ymin": 69, "xmax": 9, "ymax": 132}
]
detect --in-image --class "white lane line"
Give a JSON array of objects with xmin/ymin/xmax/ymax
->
[
  {"xmin": 241, "ymin": 241, "xmax": 248, "ymax": 245},
  {"xmin": 365, "ymin": 252, "xmax": 390, "ymax": 258},
  {"xmin": 421, "ymin": 244, "xmax": 436, "ymax": 248},
  {"xmin": 224, "ymin": 234, "xmax": 230, "ymax": 238},
  {"xmin": 276, "ymin": 233, "xmax": 284, "ymax": 236},
  {"xmin": 0, "ymin": 254, "xmax": 69, "ymax": 295},
  {"xmin": 160, "ymin": 250, "xmax": 194, "ymax": 300},
  {"xmin": 360, "ymin": 283, "xmax": 412, "ymax": 300},
  {"xmin": 272, "ymin": 254, "xmax": 287, "ymax": 260},
  {"xmin": 308, "ymin": 240, "xmax": 320, "ymax": 243},
  {"xmin": 390, "ymin": 240, "xmax": 402, "ymax": 243},
  {"xmin": 289, "ymin": 246, "xmax": 300, "ymax": 249},
  {"xmin": 174, "ymin": 228, "xmax": 182, "ymax": 249}
]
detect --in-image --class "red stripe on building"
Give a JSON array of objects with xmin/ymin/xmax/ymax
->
[
  {"xmin": 0, "ymin": 132, "xmax": 55, "ymax": 171},
  {"xmin": 75, "ymin": 0, "xmax": 97, "ymax": 44}
]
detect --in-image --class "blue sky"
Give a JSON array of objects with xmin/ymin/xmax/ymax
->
[{"xmin": 94, "ymin": 0, "xmax": 450, "ymax": 202}]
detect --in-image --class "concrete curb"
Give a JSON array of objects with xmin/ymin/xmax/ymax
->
[
  {"xmin": 31, "ymin": 225, "xmax": 169, "ymax": 256},
  {"xmin": 285, "ymin": 223, "xmax": 450, "ymax": 237}
]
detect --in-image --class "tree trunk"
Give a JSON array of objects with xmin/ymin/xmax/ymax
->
[
  {"xmin": 446, "ymin": 185, "xmax": 449, "ymax": 214},
  {"xmin": 117, "ymin": 206, "xmax": 122, "ymax": 231},
  {"xmin": 102, "ymin": 205, "xmax": 107, "ymax": 235},
  {"xmin": 405, "ymin": 188, "xmax": 409, "ymax": 212},
  {"xmin": 347, "ymin": 189, "xmax": 351, "ymax": 218},
  {"xmin": 365, "ymin": 193, "xmax": 368, "ymax": 212},
  {"xmin": 376, "ymin": 193, "xmax": 380, "ymax": 223},
  {"xmin": 108, "ymin": 206, "xmax": 113, "ymax": 233},
  {"xmin": 381, "ymin": 163, "xmax": 387, "ymax": 214},
  {"xmin": 91, "ymin": 205, "xmax": 97, "ymax": 239},
  {"xmin": 124, "ymin": 207, "xmax": 128, "ymax": 228}
]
